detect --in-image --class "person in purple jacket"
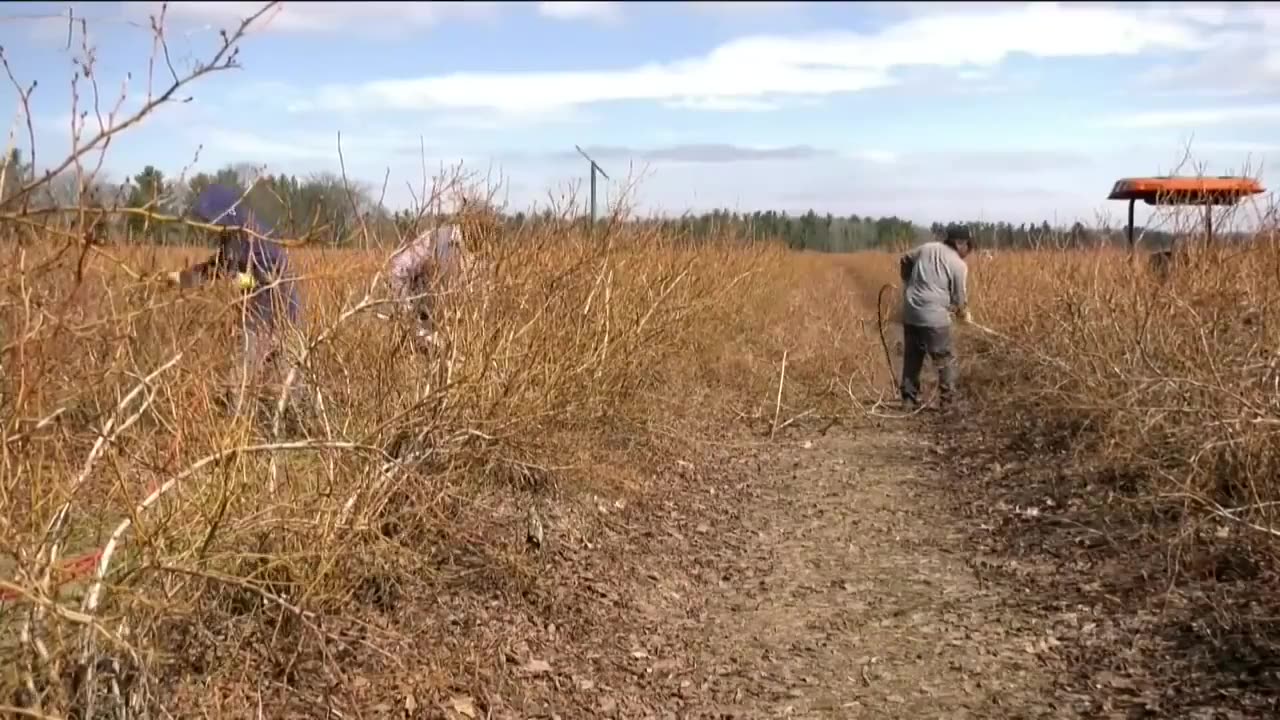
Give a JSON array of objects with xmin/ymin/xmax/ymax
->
[{"xmin": 164, "ymin": 184, "xmax": 305, "ymax": 417}]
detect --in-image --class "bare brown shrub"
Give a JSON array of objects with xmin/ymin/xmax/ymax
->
[
  {"xmin": 966, "ymin": 212, "xmax": 1280, "ymax": 546},
  {"xmin": 0, "ymin": 6, "xmax": 881, "ymax": 716},
  {"xmin": 0, "ymin": 157, "xmax": 824, "ymax": 701}
]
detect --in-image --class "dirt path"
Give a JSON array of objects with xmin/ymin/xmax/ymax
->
[
  {"xmin": 480, "ymin": 422, "xmax": 1070, "ymax": 719},
  {"xmin": 676, "ymin": 428, "xmax": 1055, "ymax": 717}
]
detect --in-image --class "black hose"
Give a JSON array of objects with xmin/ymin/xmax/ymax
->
[{"xmin": 877, "ymin": 283, "xmax": 899, "ymax": 394}]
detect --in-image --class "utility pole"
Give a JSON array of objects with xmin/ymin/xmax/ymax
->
[{"xmin": 575, "ymin": 145, "xmax": 610, "ymax": 226}]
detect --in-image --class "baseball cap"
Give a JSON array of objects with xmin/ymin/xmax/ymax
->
[{"xmin": 945, "ymin": 225, "xmax": 972, "ymax": 243}]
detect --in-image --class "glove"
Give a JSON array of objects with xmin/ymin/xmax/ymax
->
[
  {"xmin": 957, "ymin": 307, "xmax": 973, "ymax": 325},
  {"xmin": 162, "ymin": 270, "xmax": 182, "ymax": 287}
]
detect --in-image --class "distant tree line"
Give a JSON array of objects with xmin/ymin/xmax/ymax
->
[
  {"xmin": 117, "ymin": 163, "xmax": 391, "ymax": 247},
  {"xmin": 0, "ymin": 153, "xmax": 1249, "ymax": 252}
]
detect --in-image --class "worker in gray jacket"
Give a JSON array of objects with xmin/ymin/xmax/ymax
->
[{"xmin": 897, "ymin": 225, "xmax": 973, "ymax": 409}]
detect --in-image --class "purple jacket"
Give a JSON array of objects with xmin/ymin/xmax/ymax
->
[{"xmin": 179, "ymin": 184, "xmax": 301, "ymax": 329}]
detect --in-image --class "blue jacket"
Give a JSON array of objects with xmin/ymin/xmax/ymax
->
[{"xmin": 179, "ymin": 184, "xmax": 301, "ymax": 329}]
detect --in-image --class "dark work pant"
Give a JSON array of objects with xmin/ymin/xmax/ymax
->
[
  {"xmin": 224, "ymin": 312, "xmax": 314, "ymax": 421},
  {"xmin": 900, "ymin": 323, "xmax": 956, "ymax": 404}
]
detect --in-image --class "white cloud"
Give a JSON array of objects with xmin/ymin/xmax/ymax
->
[
  {"xmin": 536, "ymin": 2, "xmax": 622, "ymax": 24},
  {"xmin": 869, "ymin": 1, "xmax": 1232, "ymax": 24},
  {"xmin": 848, "ymin": 150, "xmax": 900, "ymax": 165},
  {"xmin": 295, "ymin": 3, "xmax": 1211, "ymax": 116},
  {"xmin": 201, "ymin": 128, "xmax": 336, "ymax": 161},
  {"xmin": 684, "ymin": 2, "xmax": 801, "ymax": 16},
  {"xmin": 840, "ymin": 148, "xmax": 1088, "ymax": 173},
  {"xmin": 193, "ymin": 125, "xmax": 462, "ymax": 165},
  {"xmin": 427, "ymin": 107, "xmax": 592, "ymax": 131},
  {"xmin": 863, "ymin": 1, "xmax": 1033, "ymax": 18},
  {"xmin": 1101, "ymin": 104, "xmax": 1280, "ymax": 129},
  {"xmin": 1195, "ymin": 141, "xmax": 1280, "ymax": 154},
  {"xmin": 663, "ymin": 97, "xmax": 783, "ymax": 112},
  {"xmin": 607, "ymin": 154, "xmax": 1108, "ymax": 225},
  {"xmin": 124, "ymin": 1, "xmax": 502, "ymax": 35},
  {"xmin": 551, "ymin": 143, "xmax": 833, "ymax": 165},
  {"xmin": 1133, "ymin": 3, "xmax": 1280, "ymax": 97}
]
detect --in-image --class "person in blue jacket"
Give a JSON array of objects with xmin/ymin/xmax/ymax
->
[{"xmin": 165, "ymin": 184, "xmax": 305, "ymax": 417}]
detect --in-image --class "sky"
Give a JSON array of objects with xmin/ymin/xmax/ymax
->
[{"xmin": 3, "ymin": 1, "xmax": 1280, "ymax": 226}]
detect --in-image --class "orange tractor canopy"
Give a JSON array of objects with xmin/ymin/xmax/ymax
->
[{"xmin": 1108, "ymin": 176, "xmax": 1265, "ymax": 248}]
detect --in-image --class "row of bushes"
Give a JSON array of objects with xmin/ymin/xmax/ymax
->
[{"xmin": 0, "ymin": 192, "xmax": 913, "ymax": 713}]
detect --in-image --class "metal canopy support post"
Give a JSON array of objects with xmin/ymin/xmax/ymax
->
[
  {"xmin": 1127, "ymin": 197, "xmax": 1135, "ymax": 251},
  {"xmin": 1205, "ymin": 204, "xmax": 1213, "ymax": 247}
]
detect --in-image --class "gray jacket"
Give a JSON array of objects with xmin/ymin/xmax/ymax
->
[{"xmin": 898, "ymin": 241, "xmax": 968, "ymax": 328}]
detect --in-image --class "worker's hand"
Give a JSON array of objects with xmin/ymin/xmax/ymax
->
[
  {"xmin": 957, "ymin": 307, "xmax": 973, "ymax": 325},
  {"xmin": 161, "ymin": 270, "xmax": 182, "ymax": 287}
]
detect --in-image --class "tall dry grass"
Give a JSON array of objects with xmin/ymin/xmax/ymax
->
[
  {"xmin": 0, "ymin": 9, "xmax": 902, "ymax": 711},
  {"xmin": 1, "ymin": 192, "xmax": 895, "ymax": 714},
  {"xmin": 677, "ymin": 249, "xmax": 897, "ymax": 429},
  {"xmin": 967, "ymin": 234, "xmax": 1280, "ymax": 545}
]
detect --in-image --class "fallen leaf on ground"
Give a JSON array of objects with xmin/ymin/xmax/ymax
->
[
  {"xmin": 521, "ymin": 658, "xmax": 553, "ymax": 675},
  {"xmin": 446, "ymin": 695, "xmax": 476, "ymax": 718}
]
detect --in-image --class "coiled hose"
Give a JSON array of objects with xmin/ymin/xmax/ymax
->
[{"xmin": 877, "ymin": 283, "xmax": 899, "ymax": 394}]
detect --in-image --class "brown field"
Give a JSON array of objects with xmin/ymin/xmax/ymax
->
[{"xmin": 4, "ymin": 221, "xmax": 1280, "ymax": 717}]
